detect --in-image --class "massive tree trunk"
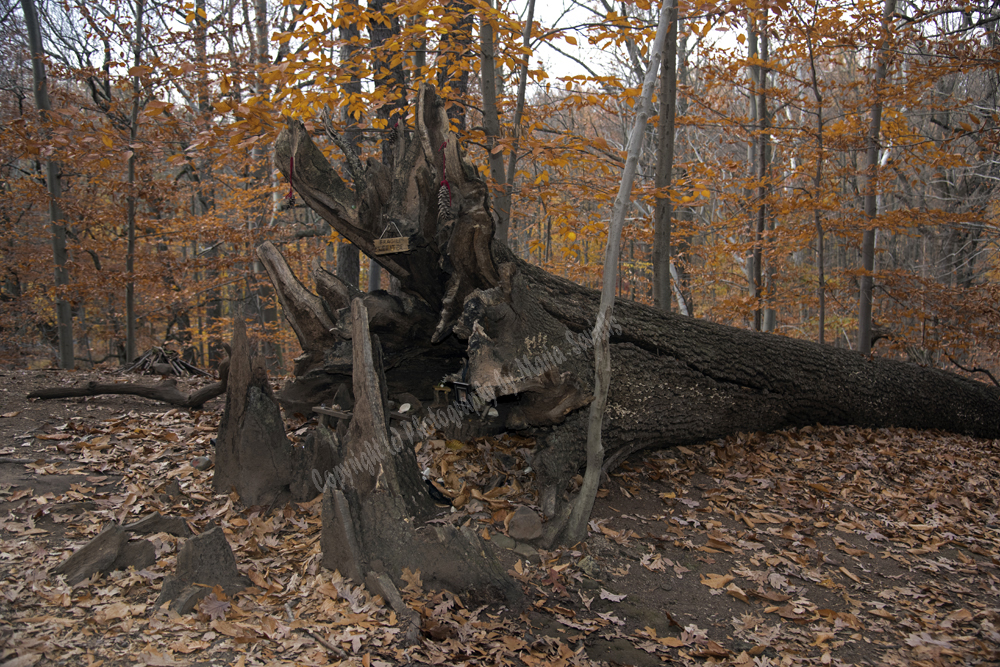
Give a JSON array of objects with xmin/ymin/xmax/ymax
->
[{"xmin": 267, "ymin": 86, "xmax": 1000, "ymax": 525}]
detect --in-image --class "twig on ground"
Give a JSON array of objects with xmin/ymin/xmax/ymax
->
[
  {"xmin": 286, "ymin": 600, "xmax": 348, "ymax": 659},
  {"xmin": 293, "ymin": 627, "xmax": 348, "ymax": 659}
]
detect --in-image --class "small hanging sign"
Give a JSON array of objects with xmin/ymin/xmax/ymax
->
[
  {"xmin": 374, "ymin": 218, "xmax": 411, "ymax": 255},
  {"xmin": 374, "ymin": 236, "xmax": 411, "ymax": 255}
]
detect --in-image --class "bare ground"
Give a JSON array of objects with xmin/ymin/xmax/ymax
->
[{"xmin": 1, "ymin": 368, "xmax": 1000, "ymax": 666}]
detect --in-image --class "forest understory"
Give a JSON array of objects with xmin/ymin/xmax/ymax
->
[{"xmin": 1, "ymin": 369, "xmax": 999, "ymax": 667}]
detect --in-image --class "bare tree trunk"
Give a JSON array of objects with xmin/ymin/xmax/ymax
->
[
  {"xmin": 565, "ymin": 1, "xmax": 673, "ymax": 545},
  {"xmin": 859, "ymin": 0, "xmax": 896, "ymax": 354},
  {"xmin": 804, "ymin": 10, "xmax": 827, "ymax": 344},
  {"xmin": 500, "ymin": 0, "xmax": 535, "ymax": 250},
  {"xmin": 751, "ymin": 11, "xmax": 771, "ymax": 332},
  {"xmin": 21, "ymin": 0, "xmax": 73, "ymax": 368},
  {"xmin": 652, "ymin": 0, "xmax": 677, "ymax": 313},
  {"xmin": 480, "ymin": 0, "xmax": 509, "ymax": 236},
  {"xmin": 249, "ymin": 0, "xmax": 285, "ymax": 371},
  {"xmin": 334, "ymin": 0, "xmax": 363, "ymax": 289},
  {"xmin": 125, "ymin": 0, "xmax": 145, "ymax": 364},
  {"xmin": 438, "ymin": 0, "xmax": 474, "ymax": 130}
]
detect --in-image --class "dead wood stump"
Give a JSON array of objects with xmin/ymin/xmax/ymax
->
[
  {"xmin": 213, "ymin": 318, "xmax": 333, "ymax": 505},
  {"xmin": 155, "ymin": 526, "xmax": 251, "ymax": 614},
  {"xmin": 320, "ymin": 299, "xmax": 523, "ymax": 608},
  {"xmin": 52, "ymin": 523, "xmax": 157, "ymax": 585}
]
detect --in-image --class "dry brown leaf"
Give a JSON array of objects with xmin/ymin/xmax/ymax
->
[
  {"xmin": 600, "ymin": 589, "xmax": 626, "ymax": 602},
  {"xmin": 700, "ymin": 573, "xmax": 734, "ymax": 589},
  {"xmin": 658, "ymin": 636, "xmax": 686, "ymax": 647},
  {"xmin": 96, "ymin": 602, "xmax": 132, "ymax": 623},
  {"xmin": 137, "ymin": 649, "xmax": 180, "ymax": 666},
  {"xmin": 169, "ymin": 639, "xmax": 211, "ymax": 654},
  {"xmin": 776, "ymin": 604, "xmax": 808, "ymax": 619},
  {"xmin": 725, "ymin": 582, "xmax": 749, "ymax": 603},
  {"xmin": 811, "ymin": 632, "xmax": 836, "ymax": 646},
  {"xmin": 0, "ymin": 655, "xmax": 40, "ymax": 667},
  {"xmin": 705, "ymin": 538, "xmax": 736, "ymax": 553},
  {"xmin": 751, "ymin": 588, "xmax": 791, "ymax": 603},
  {"xmin": 198, "ymin": 594, "xmax": 230, "ymax": 621},
  {"xmin": 691, "ymin": 640, "xmax": 729, "ymax": 658},
  {"xmin": 599, "ymin": 525, "xmax": 621, "ymax": 538},
  {"xmin": 210, "ymin": 619, "xmax": 256, "ymax": 641},
  {"xmin": 945, "ymin": 608, "xmax": 974, "ymax": 622},
  {"xmin": 401, "ymin": 568, "xmax": 423, "ymax": 593},
  {"xmin": 839, "ymin": 566, "xmax": 862, "ymax": 583}
]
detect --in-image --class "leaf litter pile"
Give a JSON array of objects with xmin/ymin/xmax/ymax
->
[{"xmin": 2, "ymin": 382, "xmax": 1000, "ymax": 665}]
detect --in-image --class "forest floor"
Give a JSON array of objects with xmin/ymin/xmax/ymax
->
[{"xmin": 1, "ymin": 368, "xmax": 1000, "ymax": 667}]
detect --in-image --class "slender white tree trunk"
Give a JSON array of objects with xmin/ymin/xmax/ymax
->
[{"xmin": 564, "ymin": 0, "xmax": 674, "ymax": 544}]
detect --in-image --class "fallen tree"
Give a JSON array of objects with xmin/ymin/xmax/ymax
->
[
  {"xmin": 28, "ymin": 347, "xmax": 230, "ymax": 410},
  {"xmin": 27, "ymin": 376, "xmax": 228, "ymax": 410},
  {"xmin": 267, "ymin": 86, "xmax": 999, "ymax": 535}
]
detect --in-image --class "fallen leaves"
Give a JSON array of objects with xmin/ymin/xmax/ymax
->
[
  {"xmin": 599, "ymin": 588, "xmax": 626, "ymax": 602},
  {"xmin": 725, "ymin": 582, "xmax": 749, "ymax": 603},
  {"xmin": 699, "ymin": 572, "xmax": 734, "ymax": 589},
  {"xmin": 197, "ymin": 591, "xmax": 231, "ymax": 621},
  {"xmin": 4, "ymin": 376, "xmax": 1000, "ymax": 667}
]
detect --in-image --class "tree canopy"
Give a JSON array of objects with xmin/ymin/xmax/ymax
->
[{"xmin": 1, "ymin": 0, "xmax": 998, "ymax": 378}]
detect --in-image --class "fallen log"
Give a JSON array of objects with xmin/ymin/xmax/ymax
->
[
  {"xmin": 266, "ymin": 85, "xmax": 1000, "ymax": 533},
  {"xmin": 28, "ymin": 349, "xmax": 230, "ymax": 410},
  {"xmin": 27, "ymin": 378, "xmax": 228, "ymax": 410}
]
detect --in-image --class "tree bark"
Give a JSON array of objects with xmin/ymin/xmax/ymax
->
[
  {"xmin": 213, "ymin": 317, "xmax": 324, "ymax": 505},
  {"xmin": 859, "ymin": 0, "xmax": 896, "ymax": 354},
  {"xmin": 652, "ymin": 0, "xmax": 677, "ymax": 313},
  {"xmin": 21, "ymin": 0, "xmax": 74, "ymax": 368},
  {"xmin": 566, "ymin": 0, "xmax": 673, "ymax": 546},
  {"xmin": 27, "ymin": 377, "xmax": 228, "ymax": 410},
  {"xmin": 804, "ymin": 13, "xmax": 827, "ymax": 345},
  {"xmin": 268, "ymin": 85, "xmax": 1000, "ymax": 534},
  {"xmin": 125, "ymin": 0, "xmax": 145, "ymax": 364},
  {"xmin": 480, "ymin": 0, "xmax": 508, "ymax": 237},
  {"xmin": 499, "ymin": 0, "xmax": 534, "ymax": 250},
  {"xmin": 318, "ymin": 298, "xmax": 521, "ymax": 606},
  {"xmin": 335, "ymin": 0, "xmax": 363, "ymax": 289}
]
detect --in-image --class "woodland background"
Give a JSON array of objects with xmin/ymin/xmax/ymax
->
[{"xmin": 2, "ymin": 0, "xmax": 999, "ymax": 376}]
